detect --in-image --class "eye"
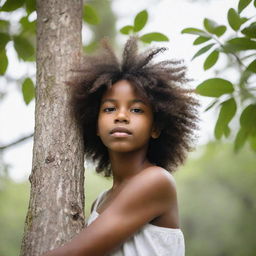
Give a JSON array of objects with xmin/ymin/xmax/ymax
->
[
  {"xmin": 131, "ymin": 108, "xmax": 144, "ymax": 113},
  {"xmin": 103, "ymin": 107, "xmax": 115, "ymax": 112}
]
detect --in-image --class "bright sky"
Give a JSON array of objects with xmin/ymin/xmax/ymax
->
[{"xmin": 0, "ymin": 0, "xmax": 253, "ymax": 181}]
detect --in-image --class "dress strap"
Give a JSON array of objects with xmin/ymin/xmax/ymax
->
[{"xmin": 93, "ymin": 190, "xmax": 107, "ymax": 212}]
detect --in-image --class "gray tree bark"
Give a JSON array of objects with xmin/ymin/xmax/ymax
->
[{"xmin": 20, "ymin": 1, "xmax": 84, "ymax": 255}]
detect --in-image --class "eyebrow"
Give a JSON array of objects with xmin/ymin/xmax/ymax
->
[{"xmin": 101, "ymin": 99, "xmax": 147, "ymax": 105}]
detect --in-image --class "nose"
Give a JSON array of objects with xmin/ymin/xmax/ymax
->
[{"xmin": 114, "ymin": 108, "xmax": 129, "ymax": 123}]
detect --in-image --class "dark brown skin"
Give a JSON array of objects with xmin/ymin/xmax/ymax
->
[{"xmin": 43, "ymin": 80, "xmax": 180, "ymax": 256}]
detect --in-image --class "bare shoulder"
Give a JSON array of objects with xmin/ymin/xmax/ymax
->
[
  {"xmin": 126, "ymin": 166, "xmax": 177, "ymax": 199},
  {"xmin": 116, "ymin": 166, "xmax": 177, "ymax": 215}
]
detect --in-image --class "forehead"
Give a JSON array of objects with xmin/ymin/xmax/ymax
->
[{"xmin": 101, "ymin": 80, "xmax": 148, "ymax": 103}]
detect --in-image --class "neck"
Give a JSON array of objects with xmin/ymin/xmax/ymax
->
[{"xmin": 108, "ymin": 149, "xmax": 153, "ymax": 189}]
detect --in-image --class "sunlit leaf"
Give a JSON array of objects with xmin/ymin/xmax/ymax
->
[
  {"xmin": 240, "ymin": 104, "xmax": 256, "ymax": 132},
  {"xmin": 214, "ymin": 98, "xmax": 237, "ymax": 139},
  {"xmin": 234, "ymin": 128, "xmax": 248, "ymax": 152},
  {"xmin": 0, "ymin": 50, "xmax": 8, "ymax": 75},
  {"xmin": 196, "ymin": 78, "xmax": 234, "ymax": 97},
  {"xmin": 83, "ymin": 4, "xmax": 100, "ymax": 25},
  {"xmin": 241, "ymin": 22, "xmax": 256, "ymax": 38},
  {"xmin": 120, "ymin": 25, "xmax": 134, "ymax": 35},
  {"xmin": 140, "ymin": 32, "xmax": 169, "ymax": 43},
  {"xmin": 0, "ymin": 0, "xmax": 25, "ymax": 12},
  {"xmin": 204, "ymin": 50, "xmax": 219, "ymax": 70},
  {"xmin": 238, "ymin": 0, "xmax": 253, "ymax": 13},
  {"xmin": 134, "ymin": 10, "xmax": 148, "ymax": 32},
  {"xmin": 193, "ymin": 36, "xmax": 211, "ymax": 45},
  {"xmin": 22, "ymin": 78, "xmax": 35, "ymax": 105},
  {"xmin": 181, "ymin": 27, "xmax": 209, "ymax": 37},
  {"xmin": 192, "ymin": 43, "xmax": 215, "ymax": 60},
  {"xmin": 228, "ymin": 8, "xmax": 243, "ymax": 31},
  {"xmin": 13, "ymin": 36, "xmax": 34, "ymax": 61}
]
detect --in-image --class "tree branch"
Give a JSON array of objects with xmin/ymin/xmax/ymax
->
[{"xmin": 0, "ymin": 133, "xmax": 34, "ymax": 151}]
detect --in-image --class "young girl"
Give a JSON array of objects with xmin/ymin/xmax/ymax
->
[{"xmin": 44, "ymin": 36, "xmax": 199, "ymax": 256}]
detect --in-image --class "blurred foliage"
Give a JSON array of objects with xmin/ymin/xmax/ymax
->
[
  {"xmin": 119, "ymin": 9, "xmax": 169, "ymax": 43},
  {"xmin": 0, "ymin": 142, "xmax": 256, "ymax": 256},
  {"xmin": 181, "ymin": 0, "xmax": 256, "ymax": 153},
  {"xmin": 0, "ymin": 0, "xmax": 117, "ymax": 105},
  {"xmin": 0, "ymin": 177, "xmax": 29, "ymax": 256},
  {"xmin": 176, "ymin": 142, "xmax": 256, "ymax": 256}
]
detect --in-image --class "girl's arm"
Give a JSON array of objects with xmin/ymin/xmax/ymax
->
[{"xmin": 42, "ymin": 168, "xmax": 178, "ymax": 256}]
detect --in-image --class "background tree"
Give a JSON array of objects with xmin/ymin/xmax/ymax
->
[{"xmin": 181, "ymin": 0, "xmax": 256, "ymax": 153}]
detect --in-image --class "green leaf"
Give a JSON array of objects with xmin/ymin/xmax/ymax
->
[
  {"xmin": 13, "ymin": 36, "xmax": 34, "ymax": 61},
  {"xmin": 20, "ymin": 16, "xmax": 36, "ymax": 34},
  {"xmin": 246, "ymin": 59, "xmax": 256, "ymax": 73},
  {"xmin": 0, "ymin": 50, "xmax": 8, "ymax": 75},
  {"xmin": 204, "ymin": 18, "xmax": 218, "ymax": 33},
  {"xmin": 238, "ymin": 0, "xmax": 253, "ymax": 13},
  {"xmin": 196, "ymin": 78, "xmax": 234, "ymax": 97},
  {"xmin": 0, "ymin": 0, "xmax": 25, "ymax": 11},
  {"xmin": 204, "ymin": 50, "xmax": 219, "ymax": 70},
  {"xmin": 234, "ymin": 128, "xmax": 248, "ymax": 152},
  {"xmin": 241, "ymin": 22, "xmax": 256, "ymax": 38},
  {"xmin": 224, "ymin": 126, "xmax": 231, "ymax": 138},
  {"xmin": 134, "ymin": 10, "xmax": 148, "ymax": 32},
  {"xmin": 83, "ymin": 41, "xmax": 98, "ymax": 53},
  {"xmin": 240, "ymin": 104, "xmax": 256, "ymax": 133},
  {"xmin": 25, "ymin": 0, "xmax": 36, "ymax": 14},
  {"xmin": 203, "ymin": 18, "xmax": 226, "ymax": 37},
  {"xmin": 0, "ymin": 32, "xmax": 10, "ymax": 50},
  {"xmin": 193, "ymin": 36, "xmax": 211, "ymax": 45},
  {"xmin": 226, "ymin": 37, "xmax": 256, "ymax": 51},
  {"xmin": 254, "ymin": 0, "xmax": 256, "ymax": 7},
  {"xmin": 192, "ymin": 43, "xmax": 215, "ymax": 60},
  {"xmin": 228, "ymin": 8, "xmax": 243, "ymax": 31},
  {"xmin": 140, "ymin": 32, "xmax": 169, "ymax": 43},
  {"xmin": 249, "ymin": 134, "xmax": 256, "ymax": 151},
  {"xmin": 0, "ymin": 19, "xmax": 10, "ymax": 33},
  {"xmin": 214, "ymin": 98, "xmax": 237, "ymax": 139},
  {"xmin": 83, "ymin": 4, "xmax": 100, "ymax": 25},
  {"xmin": 181, "ymin": 27, "xmax": 209, "ymax": 37},
  {"xmin": 22, "ymin": 78, "xmax": 35, "ymax": 105},
  {"xmin": 213, "ymin": 26, "xmax": 227, "ymax": 37},
  {"xmin": 120, "ymin": 25, "xmax": 134, "ymax": 35}
]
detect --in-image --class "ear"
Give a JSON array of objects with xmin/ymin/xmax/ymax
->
[{"xmin": 151, "ymin": 125, "xmax": 161, "ymax": 139}]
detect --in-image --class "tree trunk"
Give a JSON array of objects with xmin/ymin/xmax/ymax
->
[{"xmin": 20, "ymin": 1, "xmax": 84, "ymax": 255}]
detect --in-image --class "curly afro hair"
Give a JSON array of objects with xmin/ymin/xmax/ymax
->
[{"xmin": 70, "ymin": 36, "xmax": 200, "ymax": 177}]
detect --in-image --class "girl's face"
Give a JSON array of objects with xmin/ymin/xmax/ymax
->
[{"xmin": 97, "ymin": 80, "xmax": 159, "ymax": 154}]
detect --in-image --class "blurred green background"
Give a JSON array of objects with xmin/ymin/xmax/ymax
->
[{"xmin": 1, "ymin": 141, "xmax": 255, "ymax": 256}]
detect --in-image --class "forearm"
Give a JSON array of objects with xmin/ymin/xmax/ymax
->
[{"xmin": 41, "ymin": 241, "xmax": 79, "ymax": 256}]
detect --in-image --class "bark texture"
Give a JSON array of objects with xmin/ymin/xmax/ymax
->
[{"xmin": 20, "ymin": 1, "xmax": 84, "ymax": 255}]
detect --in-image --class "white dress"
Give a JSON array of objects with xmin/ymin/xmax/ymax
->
[{"xmin": 86, "ymin": 190, "xmax": 185, "ymax": 256}]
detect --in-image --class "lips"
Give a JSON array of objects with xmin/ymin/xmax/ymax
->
[{"xmin": 110, "ymin": 127, "xmax": 132, "ymax": 135}]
